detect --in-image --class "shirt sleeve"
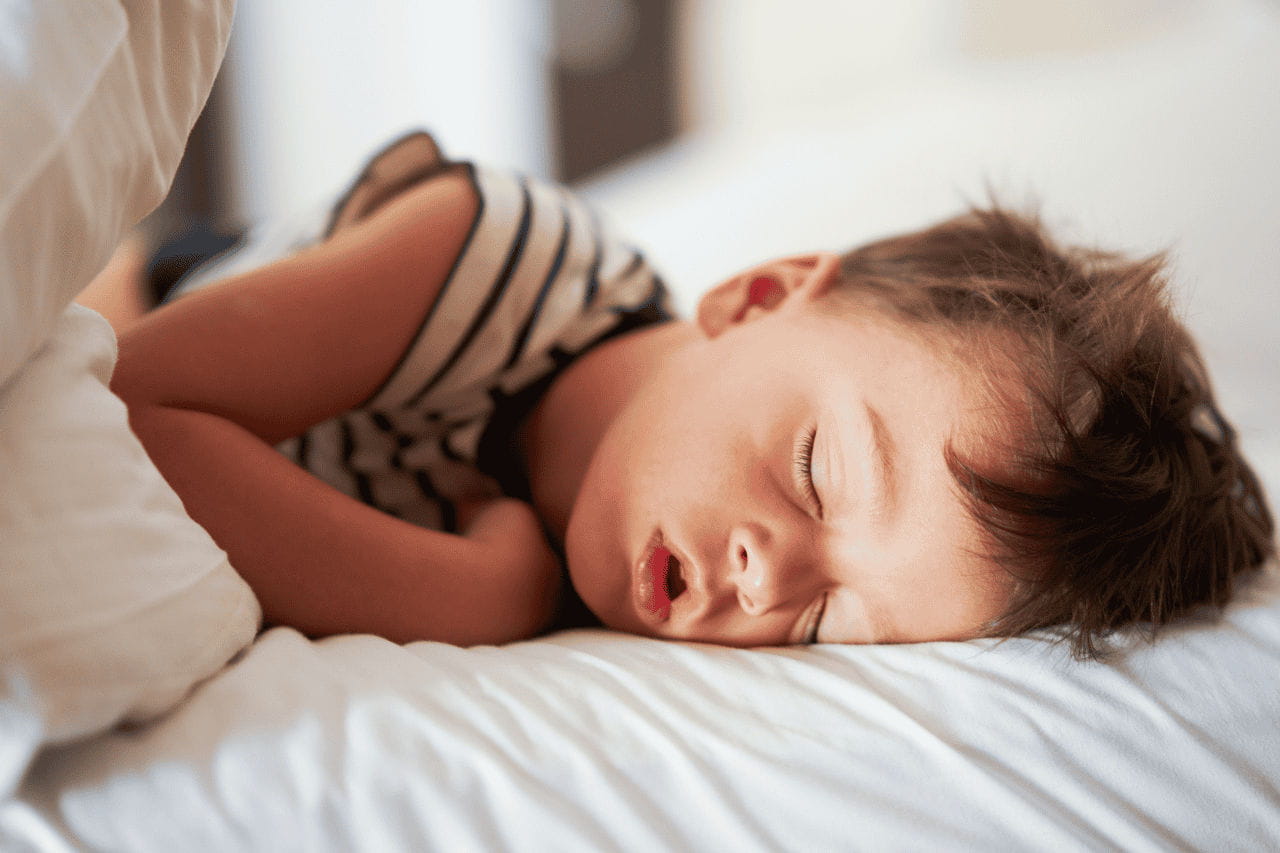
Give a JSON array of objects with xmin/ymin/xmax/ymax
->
[{"xmin": 363, "ymin": 161, "xmax": 672, "ymax": 422}]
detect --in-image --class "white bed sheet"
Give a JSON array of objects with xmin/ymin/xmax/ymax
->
[
  {"xmin": 14, "ymin": 570, "xmax": 1280, "ymax": 851},
  {"xmin": 7, "ymin": 2, "xmax": 1280, "ymax": 850}
]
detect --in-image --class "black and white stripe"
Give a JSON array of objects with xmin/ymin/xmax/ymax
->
[{"xmin": 174, "ymin": 140, "xmax": 672, "ymax": 532}]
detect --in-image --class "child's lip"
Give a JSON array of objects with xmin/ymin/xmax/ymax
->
[
  {"xmin": 634, "ymin": 529, "xmax": 672, "ymax": 624},
  {"xmin": 634, "ymin": 529, "xmax": 700, "ymax": 626}
]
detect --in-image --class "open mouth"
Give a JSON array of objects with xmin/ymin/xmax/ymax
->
[
  {"xmin": 665, "ymin": 551, "xmax": 687, "ymax": 600},
  {"xmin": 641, "ymin": 539, "xmax": 688, "ymax": 619}
]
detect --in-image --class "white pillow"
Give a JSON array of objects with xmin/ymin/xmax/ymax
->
[
  {"xmin": 0, "ymin": 305, "xmax": 260, "ymax": 742},
  {"xmin": 0, "ymin": 0, "xmax": 257, "ymax": 795},
  {"xmin": 0, "ymin": 0, "xmax": 235, "ymax": 386}
]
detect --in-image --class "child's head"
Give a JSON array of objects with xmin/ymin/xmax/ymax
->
[
  {"xmin": 825, "ymin": 206, "xmax": 1275, "ymax": 656},
  {"xmin": 561, "ymin": 206, "xmax": 1274, "ymax": 656}
]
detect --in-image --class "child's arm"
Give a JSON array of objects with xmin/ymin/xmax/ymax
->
[{"xmin": 112, "ymin": 171, "xmax": 560, "ymax": 645}]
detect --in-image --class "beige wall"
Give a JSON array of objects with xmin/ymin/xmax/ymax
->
[
  {"xmin": 219, "ymin": 1, "xmax": 552, "ymax": 222},
  {"xmin": 677, "ymin": 0, "xmax": 1204, "ymax": 132},
  {"xmin": 215, "ymin": 0, "xmax": 1222, "ymax": 219}
]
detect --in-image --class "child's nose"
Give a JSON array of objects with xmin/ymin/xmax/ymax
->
[{"xmin": 728, "ymin": 522, "xmax": 805, "ymax": 616}]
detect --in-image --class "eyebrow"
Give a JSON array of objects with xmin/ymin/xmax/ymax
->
[{"xmin": 865, "ymin": 403, "xmax": 898, "ymax": 526}]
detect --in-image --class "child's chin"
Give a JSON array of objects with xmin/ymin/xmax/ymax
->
[
  {"xmin": 562, "ymin": 549, "xmax": 620, "ymax": 630},
  {"xmin": 563, "ymin": 512, "xmax": 621, "ymax": 608}
]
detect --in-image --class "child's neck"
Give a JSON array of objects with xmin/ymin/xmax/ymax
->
[{"xmin": 520, "ymin": 319, "xmax": 697, "ymax": 545}]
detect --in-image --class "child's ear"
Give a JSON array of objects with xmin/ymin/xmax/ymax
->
[{"xmin": 695, "ymin": 252, "xmax": 841, "ymax": 338}]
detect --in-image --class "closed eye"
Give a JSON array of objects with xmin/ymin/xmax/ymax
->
[
  {"xmin": 793, "ymin": 425, "xmax": 824, "ymax": 519},
  {"xmin": 803, "ymin": 593, "xmax": 828, "ymax": 644}
]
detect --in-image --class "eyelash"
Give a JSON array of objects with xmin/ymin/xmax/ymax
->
[
  {"xmin": 804, "ymin": 594, "xmax": 828, "ymax": 645},
  {"xmin": 793, "ymin": 426, "xmax": 823, "ymax": 518},
  {"xmin": 794, "ymin": 426, "xmax": 827, "ymax": 644}
]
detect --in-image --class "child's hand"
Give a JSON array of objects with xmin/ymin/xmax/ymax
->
[{"xmin": 460, "ymin": 498, "xmax": 562, "ymax": 616}]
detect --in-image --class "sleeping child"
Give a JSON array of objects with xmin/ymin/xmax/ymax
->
[{"xmin": 93, "ymin": 131, "xmax": 1275, "ymax": 657}]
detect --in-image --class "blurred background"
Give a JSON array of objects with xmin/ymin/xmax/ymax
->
[{"xmin": 160, "ymin": 0, "xmax": 1215, "ymax": 228}]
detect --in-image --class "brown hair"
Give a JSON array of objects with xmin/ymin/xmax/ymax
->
[{"xmin": 836, "ymin": 206, "xmax": 1275, "ymax": 658}]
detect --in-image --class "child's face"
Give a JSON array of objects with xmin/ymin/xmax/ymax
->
[{"xmin": 564, "ymin": 253, "xmax": 1015, "ymax": 646}]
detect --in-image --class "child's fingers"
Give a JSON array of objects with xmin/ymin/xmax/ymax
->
[
  {"xmin": 461, "ymin": 498, "xmax": 558, "ymax": 569},
  {"xmin": 76, "ymin": 232, "xmax": 150, "ymax": 334},
  {"xmin": 462, "ymin": 498, "xmax": 536, "ymax": 543},
  {"xmin": 454, "ymin": 498, "xmax": 489, "ymax": 532}
]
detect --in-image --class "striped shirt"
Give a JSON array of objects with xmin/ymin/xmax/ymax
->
[{"xmin": 170, "ymin": 132, "xmax": 672, "ymax": 533}]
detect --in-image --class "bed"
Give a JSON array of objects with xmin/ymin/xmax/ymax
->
[{"xmin": 2, "ymin": 2, "xmax": 1278, "ymax": 849}]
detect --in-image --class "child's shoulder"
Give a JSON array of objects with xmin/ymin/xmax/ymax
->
[{"xmin": 327, "ymin": 130, "xmax": 475, "ymax": 238}]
